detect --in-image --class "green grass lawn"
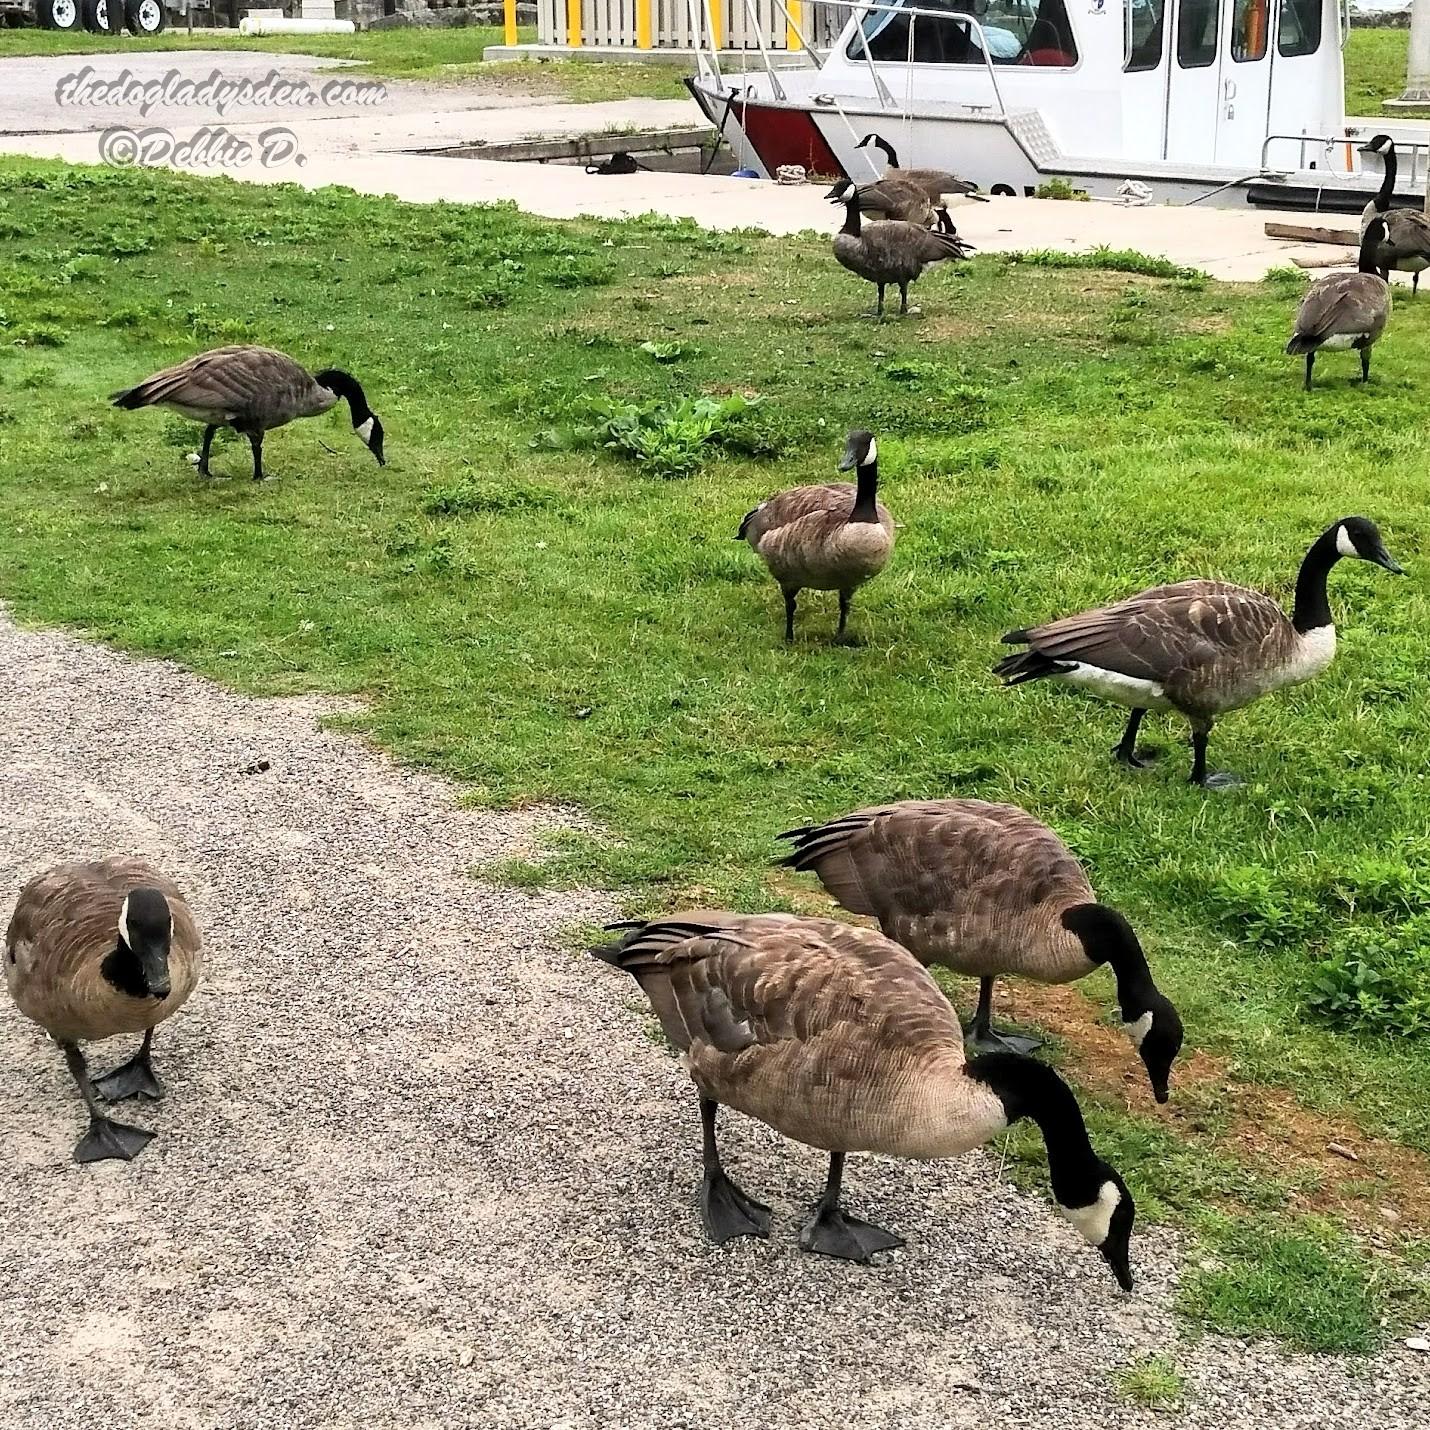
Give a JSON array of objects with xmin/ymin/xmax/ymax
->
[
  {"xmin": 1346, "ymin": 26, "xmax": 1430, "ymax": 118},
  {"xmin": 1, "ymin": 160, "xmax": 1428, "ymax": 1350}
]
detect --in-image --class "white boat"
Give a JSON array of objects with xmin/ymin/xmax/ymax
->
[{"xmin": 684, "ymin": 0, "xmax": 1430, "ymax": 209}]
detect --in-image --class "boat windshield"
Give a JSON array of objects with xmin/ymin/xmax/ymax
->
[{"xmin": 846, "ymin": 0, "xmax": 1080, "ymax": 67}]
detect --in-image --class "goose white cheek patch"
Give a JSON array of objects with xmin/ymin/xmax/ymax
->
[
  {"xmin": 1059, "ymin": 1180, "xmax": 1121, "ymax": 1246},
  {"xmin": 864, "ymin": 438, "xmax": 878, "ymax": 465},
  {"xmin": 356, "ymin": 418, "xmax": 375, "ymax": 443},
  {"xmin": 1336, "ymin": 525, "xmax": 1357, "ymax": 557},
  {"xmin": 1123, "ymin": 1011, "xmax": 1154, "ymax": 1050},
  {"xmin": 117, "ymin": 896, "xmax": 131, "ymax": 950}
]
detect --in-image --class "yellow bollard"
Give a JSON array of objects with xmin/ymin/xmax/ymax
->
[
  {"xmin": 637, "ymin": 0, "xmax": 652, "ymax": 48},
  {"xmin": 786, "ymin": 0, "xmax": 801, "ymax": 51},
  {"xmin": 568, "ymin": 0, "xmax": 582, "ymax": 47},
  {"xmin": 504, "ymin": 0, "xmax": 517, "ymax": 47},
  {"xmin": 710, "ymin": 0, "xmax": 723, "ymax": 50}
]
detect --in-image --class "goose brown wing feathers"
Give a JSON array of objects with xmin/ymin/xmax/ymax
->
[
  {"xmin": 739, "ymin": 482, "xmax": 859, "ymax": 545},
  {"xmin": 1379, "ymin": 208, "xmax": 1430, "ymax": 265},
  {"xmin": 111, "ymin": 346, "xmax": 325, "ymax": 422},
  {"xmin": 1289, "ymin": 273, "xmax": 1390, "ymax": 347}
]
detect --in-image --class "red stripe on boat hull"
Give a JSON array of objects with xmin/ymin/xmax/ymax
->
[{"xmin": 735, "ymin": 102, "xmax": 842, "ymax": 179}]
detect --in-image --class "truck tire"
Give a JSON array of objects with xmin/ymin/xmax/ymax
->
[
  {"xmin": 126, "ymin": 0, "xmax": 166, "ymax": 32},
  {"xmin": 38, "ymin": 0, "xmax": 84, "ymax": 28},
  {"xmin": 80, "ymin": 0, "xmax": 111, "ymax": 31}
]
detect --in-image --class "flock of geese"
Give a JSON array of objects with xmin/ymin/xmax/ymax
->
[{"xmin": 1, "ymin": 142, "xmax": 1414, "ymax": 1299}]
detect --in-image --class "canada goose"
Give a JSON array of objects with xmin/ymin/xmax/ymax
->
[
  {"xmin": 833, "ymin": 197, "xmax": 973, "ymax": 318},
  {"xmin": 1285, "ymin": 220, "xmax": 1392, "ymax": 390},
  {"xmin": 1358, "ymin": 135, "xmax": 1430, "ymax": 295},
  {"xmin": 737, "ymin": 428, "xmax": 895, "ymax": 643},
  {"xmin": 995, "ymin": 517, "xmax": 1403, "ymax": 789},
  {"xmin": 825, "ymin": 176, "xmax": 939, "ymax": 230},
  {"xmin": 778, "ymin": 800, "xmax": 1183, "ymax": 1100},
  {"xmin": 113, "ymin": 345, "xmax": 385, "ymax": 481},
  {"xmin": 5, "ymin": 858, "xmax": 202, "ymax": 1164},
  {"xmin": 853, "ymin": 133, "xmax": 987, "ymax": 206},
  {"xmin": 594, "ymin": 911, "xmax": 1136, "ymax": 1287}
]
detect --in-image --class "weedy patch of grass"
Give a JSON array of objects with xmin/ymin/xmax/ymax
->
[
  {"xmin": 1344, "ymin": 27, "xmax": 1430, "ymax": 119},
  {"xmin": 1178, "ymin": 1214, "xmax": 1382, "ymax": 1354},
  {"xmin": 1113, "ymin": 1355, "xmax": 1186, "ymax": 1412},
  {"xmin": 3, "ymin": 160, "xmax": 1430, "ymax": 1344},
  {"xmin": 1004, "ymin": 248, "xmax": 1204, "ymax": 280}
]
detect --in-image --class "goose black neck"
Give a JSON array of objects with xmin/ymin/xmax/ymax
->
[
  {"xmin": 1358, "ymin": 221, "xmax": 1384, "ymax": 276},
  {"xmin": 850, "ymin": 461, "xmax": 880, "ymax": 524},
  {"xmin": 1062, "ymin": 904, "xmax": 1156, "ymax": 1019},
  {"xmin": 1292, "ymin": 526, "xmax": 1342, "ymax": 633},
  {"xmin": 100, "ymin": 939, "xmax": 148, "ymax": 999},
  {"xmin": 966, "ymin": 1053, "xmax": 1105, "ymax": 1208},
  {"xmin": 314, "ymin": 368, "xmax": 372, "ymax": 425},
  {"xmin": 840, "ymin": 198, "xmax": 862, "ymax": 237},
  {"xmin": 872, "ymin": 135, "xmax": 897, "ymax": 167},
  {"xmin": 1374, "ymin": 141, "xmax": 1396, "ymax": 213}
]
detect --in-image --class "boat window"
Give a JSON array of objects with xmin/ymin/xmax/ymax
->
[
  {"xmin": 1230, "ymin": 0, "xmax": 1268, "ymax": 60},
  {"xmin": 846, "ymin": 0, "xmax": 1080, "ymax": 67},
  {"xmin": 1277, "ymin": 0, "xmax": 1320, "ymax": 56},
  {"xmin": 1125, "ymin": 0, "xmax": 1166, "ymax": 72},
  {"xmin": 1176, "ymin": 0, "xmax": 1220, "ymax": 68}
]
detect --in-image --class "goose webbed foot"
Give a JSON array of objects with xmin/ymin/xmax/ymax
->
[
  {"xmin": 93, "ymin": 1048, "xmax": 164, "ymax": 1103},
  {"xmin": 964, "ymin": 1023, "xmax": 1043, "ymax": 1056},
  {"xmin": 1112, "ymin": 745, "xmax": 1156, "ymax": 770},
  {"xmin": 799, "ymin": 1203, "xmax": 904, "ymax": 1263},
  {"xmin": 74, "ymin": 1115, "xmax": 155, "ymax": 1164},
  {"xmin": 700, "ymin": 1168, "xmax": 772, "ymax": 1244}
]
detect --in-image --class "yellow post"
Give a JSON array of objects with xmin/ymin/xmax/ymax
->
[
  {"xmin": 567, "ymin": 0, "xmax": 582, "ymax": 47},
  {"xmin": 709, "ymin": 0, "xmax": 722, "ymax": 50},
  {"xmin": 504, "ymin": 0, "xmax": 518, "ymax": 47},
  {"xmin": 636, "ymin": 0, "xmax": 652, "ymax": 48},
  {"xmin": 785, "ymin": 0, "xmax": 801, "ymax": 51}
]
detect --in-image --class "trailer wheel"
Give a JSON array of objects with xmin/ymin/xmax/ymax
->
[
  {"xmin": 38, "ymin": 0, "xmax": 84, "ymax": 28},
  {"xmin": 125, "ymin": 0, "xmax": 165, "ymax": 32},
  {"xmin": 80, "ymin": 0, "xmax": 110, "ymax": 31}
]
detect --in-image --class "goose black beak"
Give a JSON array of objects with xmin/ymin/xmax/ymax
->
[
  {"xmin": 1101, "ymin": 1241, "xmax": 1134, "ymax": 1292},
  {"xmin": 1376, "ymin": 551, "xmax": 1404, "ymax": 574}
]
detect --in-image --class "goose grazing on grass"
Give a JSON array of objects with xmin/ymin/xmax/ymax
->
[
  {"xmin": 778, "ymin": 799, "xmax": 1183, "ymax": 1100},
  {"xmin": 593, "ymin": 911, "xmax": 1137, "ymax": 1286},
  {"xmin": 1358, "ymin": 135, "xmax": 1430, "ymax": 295},
  {"xmin": 5, "ymin": 858, "xmax": 202, "ymax": 1164},
  {"xmin": 825, "ymin": 176, "xmax": 938, "ymax": 230},
  {"xmin": 113, "ymin": 345, "xmax": 385, "ymax": 481},
  {"xmin": 995, "ymin": 518, "xmax": 1403, "ymax": 789},
  {"xmin": 853, "ymin": 133, "xmax": 987, "ymax": 210},
  {"xmin": 833, "ymin": 196, "xmax": 973, "ymax": 318},
  {"xmin": 1285, "ymin": 220, "xmax": 1392, "ymax": 390},
  {"xmin": 737, "ymin": 427, "xmax": 894, "ymax": 643}
]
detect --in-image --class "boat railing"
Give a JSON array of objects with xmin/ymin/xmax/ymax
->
[
  {"xmin": 1261, "ymin": 133, "xmax": 1429, "ymax": 192},
  {"xmin": 697, "ymin": 0, "xmax": 1008, "ymax": 123}
]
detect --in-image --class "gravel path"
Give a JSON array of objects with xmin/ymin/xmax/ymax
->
[{"xmin": 1, "ymin": 610, "xmax": 1425, "ymax": 1429}]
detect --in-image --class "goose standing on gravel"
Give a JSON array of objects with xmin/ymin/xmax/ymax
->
[
  {"xmin": 853, "ymin": 133, "xmax": 986, "ymax": 214},
  {"xmin": 995, "ymin": 517, "xmax": 1403, "ymax": 789},
  {"xmin": 5, "ymin": 858, "xmax": 203, "ymax": 1164},
  {"xmin": 594, "ymin": 911, "xmax": 1137, "ymax": 1287},
  {"xmin": 738, "ymin": 428, "xmax": 894, "ymax": 643},
  {"xmin": 1358, "ymin": 134, "xmax": 1430, "ymax": 295},
  {"xmin": 825, "ymin": 176, "xmax": 938, "ymax": 230},
  {"xmin": 833, "ymin": 195, "xmax": 973, "ymax": 318},
  {"xmin": 778, "ymin": 800, "xmax": 1183, "ymax": 1100},
  {"xmin": 1285, "ymin": 219, "xmax": 1392, "ymax": 389},
  {"xmin": 113, "ymin": 345, "xmax": 386, "ymax": 481}
]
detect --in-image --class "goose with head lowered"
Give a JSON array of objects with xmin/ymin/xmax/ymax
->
[
  {"xmin": 5, "ymin": 858, "xmax": 202, "ymax": 1164},
  {"xmin": 853, "ymin": 133, "xmax": 987, "ymax": 212},
  {"xmin": 995, "ymin": 518, "xmax": 1403, "ymax": 789},
  {"xmin": 824, "ymin": 175, "xmax": 939, "ymax": 230},
  {"xmin": 778, "ymin": 799, "xmax": 1183, "ymax": 1100},
  {"xmin": 113, "ymin": 345, "xmax": 385, "ymax": 481},
  {"xmin": 593, "ymin": 911, "xmax": 1137, "ymax": 1287},
  {"xmin": 1285, "ymin": 219, "xmax": 1392, "ymax": 390},
  {"xmin": 833, "ymin": 196, "xmax": 973, "ymax": 318},
  {"xmin": 737, "ymin": 428, "xmax": 894, "ymax": 643},
  {"xmin": 1358, "ymin": 135, "xmax": 1430, "ymax": 295}
]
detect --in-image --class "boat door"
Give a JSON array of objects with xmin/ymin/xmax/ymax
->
[
  {"xmin": 1164, "ymin": 0, "xmax": 1225, "ymax": 162},
  {"xmin": 1214, "ymin": 0, "xmax": 1273, "ymax": 164}
]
